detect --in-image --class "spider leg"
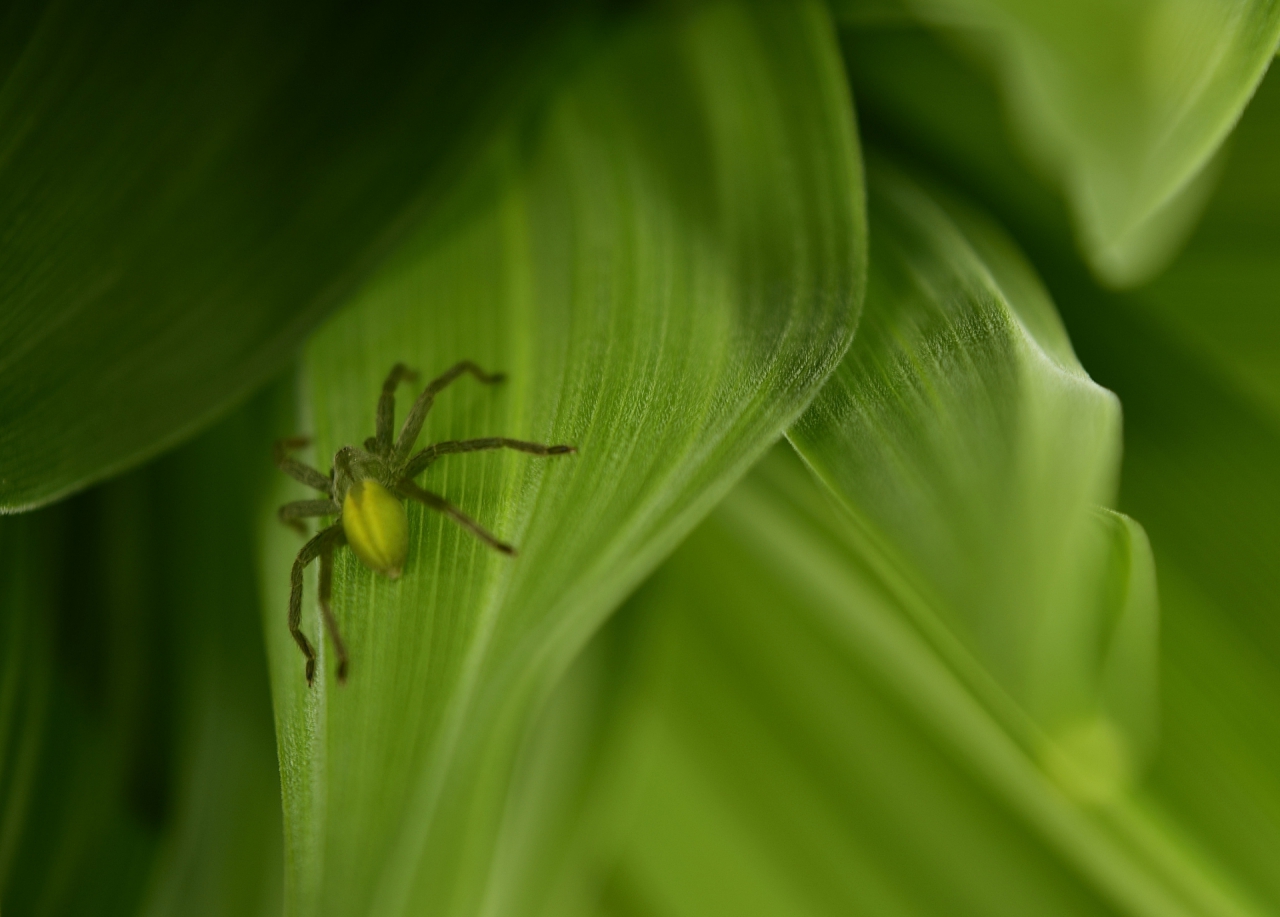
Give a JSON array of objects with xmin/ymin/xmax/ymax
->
[
  {"xmin": 375, "ymin": 362, "xmax": 420, "ymax": 456},
  {"xmin": 403, "ymin": 437, "xmax": 576, "ymax": 479},
  {"xmin": 393, "ymin": 361, "xmax": 506, "ymax": 463},
  {"xmin": 318, "ymin": 532, "xmax": 350, "ymax": 684},
  {"xmin": 289, "ymin": 523, "xmax": 345, "ymax": 686},
  {"xmin": 278, "ymin": 499, "xmax": 340, "ymax": 535},
  {"xmin": 274, "ymin": 437, "xmax": 333, "ymax": 495},
  {"xmin": 397, "ymin": 479, "xmax": 516, "ymax": 556}
]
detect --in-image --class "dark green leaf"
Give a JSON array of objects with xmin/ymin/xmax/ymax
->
[{"xmin": 0, "ymin": 0, "xmax": 592, "ymax": 512}]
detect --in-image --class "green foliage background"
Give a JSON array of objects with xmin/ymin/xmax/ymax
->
[{"xmin": 2, "ymin": 0, "xmax": 1278, "ymax": 915}]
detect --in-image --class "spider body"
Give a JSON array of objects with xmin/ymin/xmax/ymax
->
[{"xmin": 274, "ymin": 361, "xmax": 575, "ymax": 685}]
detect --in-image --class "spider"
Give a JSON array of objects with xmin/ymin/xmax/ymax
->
[{"xmin": 274, "ymin": 360, "xmax": 575, "ymax": 686}]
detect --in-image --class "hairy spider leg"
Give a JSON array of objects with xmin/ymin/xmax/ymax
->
[
  {"xmin": 392, "ymin": 360, "xmax": 507, "ymax": 463},
  {"xmin": 397, "ymin": 479, "xmax": 516, "ymax": 555},
  {"xmin": 375, "ymin": 362, "xmax": 420, "ymax": 456},
  {"xmin": 277, "ymin": 499, "xmax": 340, "ymax": 535},
  {"xmin": 273, "ymin": 437, "xmax": 333, "ymax": 495},
  {"xmin": 318, "ymin": 539, "xmax": 350, "ymax": 683},
  {"xmin": 290, "ymin": 523, "xmax": 345, "ymax": 685},
  {"xmin": 403, "ymin": 437, "xmax": 576, "ymax": 479}
]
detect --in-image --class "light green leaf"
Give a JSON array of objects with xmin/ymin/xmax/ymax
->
[
  {"xmin": 1059, "ymin": 271, "xmax": 1280, "ymax": 913},
  {"xmin": 523, "ymin": 156, "xmax": 1260, "ymax": 912},
  {"xmin": 791, "ymin": 160, "xmax": 1155, "ymax": 776},
  {"xmin": 0, "ymin": 0, "xmax": 590, "ymax": 513},
  {"xmin": 840, "ymin": 25, "xmax": 1280, "ymax": 907},
  {"xmin": 588, "ymin": 452, "xmax": 1125, "ymax": 917},
  {"xmin": 256, "ymin": 2, "xmax": 864, "ymax": 914},
  {"xmin": 774, "ymin": 165, "xmax": 1256, "ymax": 914},
  {"xmin": 886, "ymin": 0, "xmax": 1280, "ymax": 285}
]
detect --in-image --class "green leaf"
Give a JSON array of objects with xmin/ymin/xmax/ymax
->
[
  {"xmin": 586, "ymin": 452, "xmax": 1124, "ymax": 916},
  {"xmin": 779, "ymin": 164, "xmax": 1260, "ymax": 914},
  {"xmin": 791, "ymin": 160, "xmax": 1157, "ymax": 778},
  {"xmin": 0, "ymin": 481, "xmax": 165, "ymax": 915},
  {"xmin": 1133, "ymin": 65, "xmax": 1280, "ymax": 422},
  {"xmin": 1054, "ymin": 264, "xmax": 1280, "ymax": 914},
  {"xmin": 527, "ymin": 167, "xmax": 1261, "ymax": 917},
  {"xmin": 841, "ymin": 25, "xmax": 1280, "ymax": 907},
  {"xmin": 0, "ymin": 0, "xmax": 592, "ymax": 513},
  {"xmin": 256, "ymin": 2, "xmax": 864, "ymax": 914},
  {"xmin": 0, "ymin": 395, "xmax": 285, "ymax": 916},
  {"xmin": 134, "ymin": 395, "xmax": 284, "ymax": 917},
  {"xmin": 851, "ymin": 0, "xmax": 1280, "ymax": 285}
]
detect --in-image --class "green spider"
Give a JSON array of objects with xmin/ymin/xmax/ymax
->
[{"xmin": 274, "ymin": 361, "xmax": 575, "ymax": 686}]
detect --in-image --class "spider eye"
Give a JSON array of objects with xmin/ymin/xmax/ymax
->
[{"xmin": 342, "ymin": 480, "xmax": 409, "ymax": 578}]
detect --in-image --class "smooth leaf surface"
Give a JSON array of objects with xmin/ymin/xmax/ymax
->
[
  {"xmin": 0, "ymin": 0, "xmax": 591, "ymax": 512},
  {"xmin": 506, "ymin": 169, "xmax": 1258, "ymax": 917},
  {"xmin": 584, "ymin": 451, "xmax": 1124, "ymax": 917},
  {"xmin": 840, "ymin": 27, "xmax": 1280, "ymax": 910},
  {"xmin": 1132, "ymin": 65, "xmax": 1280, "ymax": 423},
  {"xmin": 780, "ymin": 166, "xmax": 1255, "ymax": 915},
  {"xmin": 136, "ymin": 399, "xmax": 284, "ymax": 917},
  {"xmin": 0, "ymin": 398, "xmax": 285, "ymax": 916},
  {"xmin": 0, "ymin": 481, "xmax": 166, "ymax": 915},
  {"xmin": 257, "ymin": 2, "xmax": 864, "ymax": 914},
  {"xmin": 1053, "ymin": 262, "xmax": 1280, "ymax": 916},
  {"xmin": 843, "ymin": 0, "xmax": 1280, "ymax": 285},
  {"xmin": 791, "ymin": 161, "xmax": 1155, "ymax": 776}
]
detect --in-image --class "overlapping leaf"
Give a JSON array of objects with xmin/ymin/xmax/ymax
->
[
  {"xmin": 838, "ymin": 0, "xmax": 1280, "ymax": 285},
  {"xmin": 256, "ymin": 2, "xmax": 864, "ymax": 914},
  {"xmin": 838, "ymin": 30, "xmax": 1280, "ymax": 910},
  {"xmin": 0, "ymin": 0, "xmax": 591, "ymax": 512},
  {"xmin": 500, "ymin": 167, "xmax": 1263, "ymax": 917},
  {"xmin": 0, "ymin": 398, "xmax": 284, "ymax": 916},
  {"xmin": 585, "ymin": 452, "xmax": 1128, "ymax": 917},
  {"xmin": 792, "ymin": 162, "xmax": 1157, "ymax": 782},
  {"xmin": 1133, "ymin": 66, "xmax": 1280, "ymax": 422}
]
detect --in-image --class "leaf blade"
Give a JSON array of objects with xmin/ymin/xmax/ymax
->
[
  {"xmin": 257, "ymin": 2, "xmax": 866, "ymax": 914},
  {"xmin": 0, "ymin": 0, "xmax": 593, "ymax": 512}
]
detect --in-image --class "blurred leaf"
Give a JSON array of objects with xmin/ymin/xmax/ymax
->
[
  {"xmin": 0, "ymin": 0, "xmax": 593, "ymax": 512},
  {"xmin": 0, "ymin": 516, "xmax": 54, "ymax": 903},
  {"xmin": 845, "ymin": 0, "xmax": 1280, "ymax": 285},
  {"xmin": 518, "ymin": 167, "xmax": 1265, "ymax": 917},
  {"xmin": 791, "ymin": 160, "xmax": 1157, "ymax": 777},
  {"xmin": 842, "ymin": 22, "xmax": 1280, "ymax": 911},
  {"xmin": 587, "ymin": 451, "xmax": 1125, "ymax": 917},
  {"xmin": 0, "ymin": 480, "xmax": 166, "ymax": 916},
  {"xmin": 0, "ymin": 393, "xmax": 285, "ymax": 916},
  {"xmin": 1132, "ymin": 66, "xmax": 1280, "ymax": 422},
  {"xmin": 135, "ymin": 393, "xmax": 284, "ymax": 917},
  {"xmin": 780, "ymin": 165, "xmax": 1263, "ymax": 915},
  {"xmin": 257, "ymin": 1, "xmax": 864, "ymax": 914},
  {"xmin": 1051, "ymin": 266, "xmax": 1280, "ymax": 916}
]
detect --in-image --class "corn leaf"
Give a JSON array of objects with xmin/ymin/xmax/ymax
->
[
  {"xmin": 842, "ymin": 27, "xmax": 1280, "ymax": 910},
  {"xmin": 509, "ymin": 166, "xmax": 1263, "ymax": 917},
  {"xmin": 0, "ymin": 0, "xmax": 591, "ymax": 512},
  {"xmin": 778, "ymin": 164, "xmax": 1247, "ymax": 915},
  {"xmin": 587, "ymin": 451, "xmax": 1126, "ymax": 916},
  {"xmin": 791, "ymin": 161, "xmax": 1159, "ymax": 777},
  {"xmin": 0, "ymin": 396, "xmax": 285, "ymax": 916},
  {"xmin": 1133, "ymin": 66, "xmax": 1280, "ymax": 421},
  {"xmin": 841, "ymin": 0, "xmax": 1280, "ymax": 285},
  {"xmin": 256, "ymin": 2, "xmax": 864, "ymax": 914}
]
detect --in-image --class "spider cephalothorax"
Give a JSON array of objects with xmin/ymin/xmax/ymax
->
[{"xmin": 274, "ymin": 361, "xmax": 575, "ymax": 685}]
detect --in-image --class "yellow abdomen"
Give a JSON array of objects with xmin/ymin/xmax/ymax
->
[{"xmin": 342, "ymin": 479, "xmax": 409, "ymax": 578}]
